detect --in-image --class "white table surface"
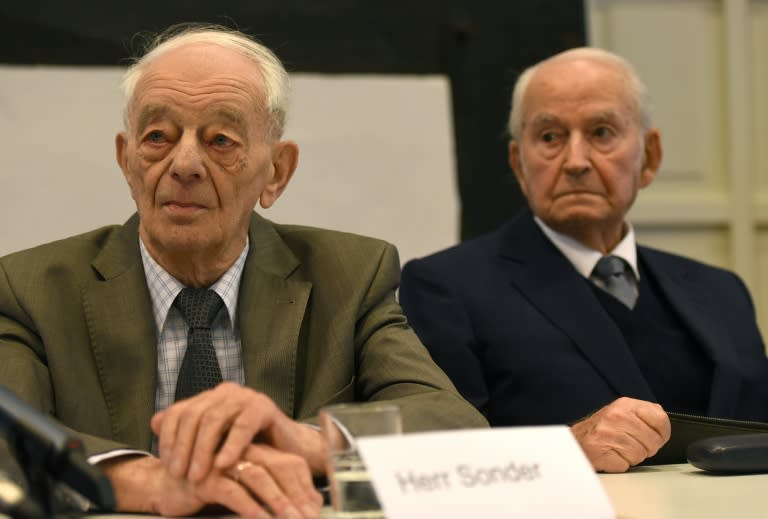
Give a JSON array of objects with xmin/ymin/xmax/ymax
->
[
  {"xmin": 599, "ymin": 463, "xmax": 768, "ymax": 518},
  {"xmin": 28, "ymin": 463, "xmax": 768, "ymax": 518}
]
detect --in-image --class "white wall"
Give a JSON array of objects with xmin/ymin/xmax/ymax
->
[
  {"xmin": 587, "ymin": 0, "xmax": 768, "ymax": 336},
  {"xmin": 0, "ymin": 66, "xmax": 459, "ymax": 267}
]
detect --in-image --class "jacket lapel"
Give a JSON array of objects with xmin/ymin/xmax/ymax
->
[
  {"xmin": 81, "ymin": 213, "xmax": 313, "ymax": 445},
  {"xmin": 640, "ymin": 249, "xmax": 742, "ymax": 416},
  {"xmin": 84, "ymin": 214, "xmax": 157, "ymax": 450},
  {"xmin": 239, "ymin": 214, "xmax": 311, "ymax": 418},
  {"xmin": 500, "ymin": 213, "xmax": 654, "ymax": 400}
]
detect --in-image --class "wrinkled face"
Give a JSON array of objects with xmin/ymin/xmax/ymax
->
[
  {"xmin": 509, "ymin": 58, "xmax": 660, "ymax": 242},
  {"xmin": 116, "ymin": 42, "xmax": 295, "ymax": 262}
]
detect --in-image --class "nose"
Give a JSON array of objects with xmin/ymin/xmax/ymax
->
[
  {"xmin": 563, "ymin": 133, "xmax": 591, "ymax": 176},
  {"xmin": 171, "ymin": 134, "xmax": 206, "ymax": 182}
]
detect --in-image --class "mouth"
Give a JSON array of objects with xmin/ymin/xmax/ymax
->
[
  {"xmin": 555, "ymin": 190, "xmax": 601, "ymax": 198},
  {"xmin": 162, "ymin": 201, "xmax": 207, "ymax": 217}
]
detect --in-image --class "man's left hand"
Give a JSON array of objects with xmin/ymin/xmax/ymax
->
[{"xmin": 151, "ymin": 382, "xmax": 328, "ymax": 484}]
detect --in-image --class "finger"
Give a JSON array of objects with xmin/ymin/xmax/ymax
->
[
  {"xmin": 187, "ymin": 396, "xmax": 245, "ymax": 481},
  {"xmin": 150, "ymin": 409, "xmax": 166, "ymax": 434},
  {"xmin": 162, "ymin": 394, "xmax": 229, "ymax": 479},
  {"xmin": 155, "ymin": 403, "xmax": 183, "ymax": 469},
  {"xmin": 607, "ymin": 406, "xmax": 669, "ymax": 465},
  {"xmin": 188, "ymin": 385, "xmax": 275, "ymax": 481},
  {"xmin": 235, "ymin": 462, "xmax": 306, "ymax": 519},
  {"xmin": 610, "ymin": 428, "xmax": 652, "ymax": 466},
  {"xmin": 167, "ymin": 403, "xmax": 206, "ymax": 478},
  {"xmin": 284, "ymin": 458, "xmax": 323, "ymax": 510},
  {"xmin": 612, "ymin": 403, "xmax": 669, "ymax": 460},
  {"xmin": 622, "ymin": 421, "xmax": 666, "ymax": 460},
  {"xmin": 214, "ymin": 393, "xmax": 276, "ymax": 470},
  {"xmin": 593, "ymin": 449, "xmax": 632, "ymax": 473},
  {"xmin": 573, "ymin": 414, "xmax": 645, "ymax": 469},
  {"xmin": 635, "ymin": 403, "xmax": 671, "ymax": 442},
  {"xmin": 195, "ymin": 471, "xmax": 272, "ymax": 519},
  {"xmin": 244, "ymin": 445, "xmax": 323, "ymax": 514}
]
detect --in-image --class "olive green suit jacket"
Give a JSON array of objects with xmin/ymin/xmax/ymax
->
[{"xmin": 0, "ymin": 213, "xmax": 486, "ymax": 456}]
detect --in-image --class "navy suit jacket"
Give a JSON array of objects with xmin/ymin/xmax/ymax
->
[{"xmin": 400, "ymin": 210, "xmax": 768, "ymax": 425}]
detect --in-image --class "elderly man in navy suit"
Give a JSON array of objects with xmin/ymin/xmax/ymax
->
[{"xmin": 400, "ymin": 47, "xmax": 768, "ymax": 473}]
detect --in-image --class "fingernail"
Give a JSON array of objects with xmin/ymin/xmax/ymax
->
[
  {"xmin": 302, "ymin": 503, "xmax": 319, "ymax": 517},
  {"xmin": 283, "ymin": 506, "xmax": 301, "ymax": 519}
]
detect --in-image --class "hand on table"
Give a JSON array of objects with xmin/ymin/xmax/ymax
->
[
  {"xmin": 100, "ymin": 452, "xmax": 321, "ymax": 518},
  {"xmin": 570, "ymin": 396, "xmax": 671, "ymax": 473},
  {"xmin": 150, "ymin": 382, "xmax": 325, "ymax": 516}
]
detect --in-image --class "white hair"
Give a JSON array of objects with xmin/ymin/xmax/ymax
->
[
  {"xmin": 119, "ymin": 24, "xmax": 290, "ymax": 138},
  {"xmin": 508, "ymin": 47, "xmax": 652, "ymax": 138}
]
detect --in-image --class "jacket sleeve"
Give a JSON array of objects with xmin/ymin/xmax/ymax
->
[
  {"xmin": 399, "ymin": 257, "xmax": 490, "ymax": 417},
  {"xmin": 352, "ymin": 243, "xmax": 488, "ymax": 431},
  {"xmin": 0, "ymin": 254, "xmax": 130, "ymax": 458}
]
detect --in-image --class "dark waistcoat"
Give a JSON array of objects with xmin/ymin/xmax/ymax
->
[{"xmin": 589, "ymin": 259, "xmax": 713, "ymax": 415}]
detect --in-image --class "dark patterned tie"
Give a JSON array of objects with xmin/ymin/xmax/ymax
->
[
  {"xmin": 591, "ymin": 255, "xmax": 638, "ymax": 309},
  {"xmin": 174, "ymin": 288, "xmax": 225, "ymax": 401}
]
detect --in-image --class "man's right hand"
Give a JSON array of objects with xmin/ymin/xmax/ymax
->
[
  {"xmin": 98, "ymin": 449, "xmax": 322, "ymax": 518},
  {"xmin": 570, "ymin": 397, "xmax": 671, "ymax": 473}
]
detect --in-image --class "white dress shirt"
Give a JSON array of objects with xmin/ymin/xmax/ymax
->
[
  {"xmin": 533, "ymin": 216, "xmax": 640, "ymax": 289},
  {"xmin": 89, "ymin": 238, "xmax": 249, "ymax": 463},
  {"xmin": 140, "ymin": 238, "xmax": 247, "ymax": 413}
]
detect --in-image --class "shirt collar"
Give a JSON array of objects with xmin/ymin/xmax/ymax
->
[
  {"xmin": 533, "ymin": 216, "xmax": 639, "ymax": 280},
  {"xmin": 140, "ymin": 237, "xmax": 249, "ymax": 333}
]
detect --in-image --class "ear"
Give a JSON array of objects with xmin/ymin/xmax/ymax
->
[
  {"xmin": 260, "ymin": 140, "xmax": 299, "ymax": 209},
  {"xmin": 115, "ymin": 132, "xmax": 135, "ymax": 194},
  {"xmin": 639, "ymin": 129, "xmax": 662, "ymax": 189},
  {"xmin": 508, "ymin": 139, "xmax": 529, "ymax": 198}
]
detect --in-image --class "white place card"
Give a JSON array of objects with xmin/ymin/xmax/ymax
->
[{"xmin": 356, "ymin": 425, "xmax": 615, "ymax": 519}]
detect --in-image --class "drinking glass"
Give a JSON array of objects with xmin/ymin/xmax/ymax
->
[{"xmin": 320, "ymin": 402, "xmax": 402, "ymax": 519}]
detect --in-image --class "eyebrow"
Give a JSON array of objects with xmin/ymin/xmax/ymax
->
[
  {"xmin": 527, "ymin": 113, "xmax": 560, "ymax": 130},
  {"xmin": 135, "ymin": 105, "xmax": 170, "ymax": 135},
  {"xmin": 133, "ymin": 105, "xmax": 250, "ymax": 135},
  {"xmin": 588, "ymin": 110, "xmax": 622, "ymax": 124},
  {"xmin": 527, "ymin": 110, "xmax": 624, "ymax": 130},
  {"xmin": 530, "ymin": 113, "xmax": 560, "ymax": 126},
  {"xmin": 212, "ymin": 107, "xmax": 249, "ymax": 131}
]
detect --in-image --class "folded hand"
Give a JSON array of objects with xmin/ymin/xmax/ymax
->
[{"xmin": 570, "ymin": 396, "xmax": 671, "ymax": 473}]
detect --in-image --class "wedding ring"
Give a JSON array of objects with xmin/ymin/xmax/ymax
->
[{"xmin": 232, "ymin": 460, "xmax": 254, "ymax": 483}]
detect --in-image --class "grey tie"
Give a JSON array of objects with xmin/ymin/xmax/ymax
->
[
  {"xmin": 174, "ymin": 288, "xmax": 225, "ymax": 401},
  {"xmin": 591, "ymin": 255, "xmax": 638, "ymax": 309}
]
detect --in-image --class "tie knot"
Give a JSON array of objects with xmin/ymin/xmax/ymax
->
[
  {"xmin": 174, "ymin": 288, "xmax": 224, "ymax": 329},
  {"xmin": 592, "ymin": 255, "xmax": 630, "ymax": 281}
]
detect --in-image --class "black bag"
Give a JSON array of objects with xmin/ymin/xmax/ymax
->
[{"xmin": 642, "ymin": 411, "xmax": 768, "ymax": 466}]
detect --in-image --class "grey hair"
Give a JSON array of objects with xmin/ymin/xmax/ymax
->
[
  {"xmin": 119, "ymin": 23, "xmax": 290, "ymax": 138},
  {"xmin": 508, "ymin": 47, "xmax": 652, "ymax": 139}
]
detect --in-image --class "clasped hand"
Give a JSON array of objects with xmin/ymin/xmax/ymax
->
[{"xmin": 111, "ymin": 382, "xmax": 325, "ymax": 517}]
